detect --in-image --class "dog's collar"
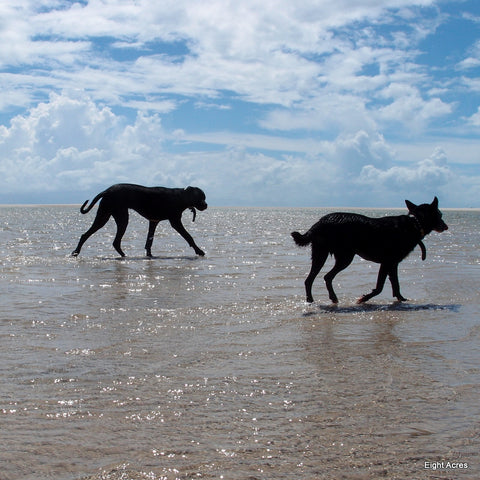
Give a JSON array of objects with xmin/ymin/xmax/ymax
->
[{"xmin": 409, "ymin": 214, "xmax": 425, "ymax": 239}]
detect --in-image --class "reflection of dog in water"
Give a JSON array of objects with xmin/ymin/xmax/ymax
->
[
  {"xmin": 292, "ymin": 197, "xmax": 448, "ymax": 303},
  {"xmin": 72, "ymin": 184, "xmax": 207, "ymax": 257}
]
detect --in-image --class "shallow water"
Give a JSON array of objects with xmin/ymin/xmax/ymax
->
[{"xmin": 1, "ymin": 206, "xmax": 479, "ymax": 479}]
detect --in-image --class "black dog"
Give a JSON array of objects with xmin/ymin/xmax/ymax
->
[
  {"xmin": 291, "ymin": 197, "xmax": 448, "ymax": 303},
  {"xmin": 72, "ymin": 184, "xmax": 207, "ymax": 257}
]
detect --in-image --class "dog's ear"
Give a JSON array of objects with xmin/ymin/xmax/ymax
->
[
  {"xmin": 405, "ymin": 200, "xmax": 417, "ymax": 212},
  {"xmin": 185, "ymin": 186, "xmax": 197, "ymax": 199},
  {"xmin": 432, "ymin": 196, "xmax": 439, "ymax": 208}
]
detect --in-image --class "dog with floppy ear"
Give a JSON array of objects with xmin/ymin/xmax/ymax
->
[
  {"xmin": 291, "ymin": 197, "xmax": 448, "ymax": 303},
  {"xmin": 72, "ymin": 184, "xmax": 207, "ymax": 257}
]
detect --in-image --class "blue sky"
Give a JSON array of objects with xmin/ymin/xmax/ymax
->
[{"xmin": 0, "ymin": 0, "xmax": 479, "ymax": 207}]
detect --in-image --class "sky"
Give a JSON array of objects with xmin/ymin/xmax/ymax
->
[{"xmin": 0, "ymin": 0, "xmax": 479, "ymax": 207}]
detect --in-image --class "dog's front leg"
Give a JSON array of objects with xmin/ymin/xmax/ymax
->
[
  {"xmin": 388, "ymin": 264, "xmax": 407, "ymax": 302},
  {"xmin": 145, "ymin": 220, "xmax": 159, "ymax": 257},
  {"xmin": 169, "ymin": 218, "xmax": 205, "ymax": 256}
]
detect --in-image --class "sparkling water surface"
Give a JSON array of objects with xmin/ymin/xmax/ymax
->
[{"xmin": 1, "ymin": 206, "xmax": 479, "ymax": 479}]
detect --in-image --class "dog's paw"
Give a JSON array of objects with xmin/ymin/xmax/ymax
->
[{"xmin": 357, "ymin": 295, "xmax": 368, "ymax": 304}]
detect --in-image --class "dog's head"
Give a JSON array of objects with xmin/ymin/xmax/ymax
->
[
  {"xmin": 185, "ymin": 186, "xmax": 208, "ymax": 211},
  {"xmin": 405, "ymin": 196, "xmax": 448, "ymax": 234}
]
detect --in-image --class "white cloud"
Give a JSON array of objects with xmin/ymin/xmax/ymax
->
[
  {"xmin": 0, "ymin": 0, "xmax": 440, "ymax": 112},
  {"xmin": 467, "ymin": 106, "xmax": 480, "ymax": 126},
  {"xmin": 457, "ymin": 39, "xmax": 480, "ymax": 70},
  {"xmin": 375, "ymin": 83, "xmax": 452, "ymax": 131},
  {"xmin": 462, "ymin": 76, "xmax": 480, "ymax": 93},
  {"xmin": 0, "ymin": 92, "xmax": 136, "ymax": 193},
  {"xmin": 329, "ymin": 130, "xmax": 395, "ymax": 173},
  {"xmin": 357, "ymin": 147, "xmax": 454, "ymax": 203},
  {"xmin": 1, "ymin": 92, "xmax": 462, "ymax": 206},
  {"xmin": 259, "ymin": 93, "xmax": 377, "ymax": 134}
]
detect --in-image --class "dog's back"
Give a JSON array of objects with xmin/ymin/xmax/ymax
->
[
  {"xmin": 300, "ymin": 212, "xmax": 420, "ymax": 264},
  {"xmin": 96, "ymin": 184, "xmax": 207, "ymax": 220}
]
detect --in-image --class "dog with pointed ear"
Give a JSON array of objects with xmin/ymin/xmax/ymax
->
[
  {"xmin": 405, "ymin": 197, "xmax": 448, "ymax": 235},
  {"xmin": 291, "ymin": 196, "xmax": 448, "ymax": 304}
]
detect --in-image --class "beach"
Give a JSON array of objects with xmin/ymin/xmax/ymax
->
[{"xmin": 1, "ymin": 206, "xmax": 479, "ymax": 479}]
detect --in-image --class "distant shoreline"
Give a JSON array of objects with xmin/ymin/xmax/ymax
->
[{"xmin": 0, "ymin": 204, "xmax": 478, "ymax": 211}]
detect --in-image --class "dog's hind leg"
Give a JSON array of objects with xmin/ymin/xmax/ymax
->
[
  {"xmin": 323, "ymin": 252, "xmax": 355, "ymax": 303},
  {"xmin": 358, "ymin": 264, "xmax": 389, "ymax": 303},
  {"xmin": 304, "ymin": 247, "xmax": 328, "ymax": 303},
  {"xmin": 112, "ymin": 210, "xmax": 129, "ymax": 257},
  {"xmin": 145, "ymin": 220, "xmax": 159, "ymax": 257},
  {"xmin": 72, "ymin": 209, "xmax": 111, "ymax": 256}
]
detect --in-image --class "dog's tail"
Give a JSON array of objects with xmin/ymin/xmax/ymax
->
[
  {"xmin": 291, "ymin": 231, "xmax": 311, "ymax": 247},
  {"xmin": 80, "ymin": 191, "xmax": 105, "ymax": 214}
]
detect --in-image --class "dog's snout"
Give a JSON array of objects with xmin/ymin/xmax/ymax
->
[{"xmin": 436, "ymin": 221, "xmax": 448, "ymax": 232}]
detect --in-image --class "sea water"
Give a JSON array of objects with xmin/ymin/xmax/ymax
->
[{"xmin": 1, "ymin": 206, "xmax": 479, "ymax": 479}]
